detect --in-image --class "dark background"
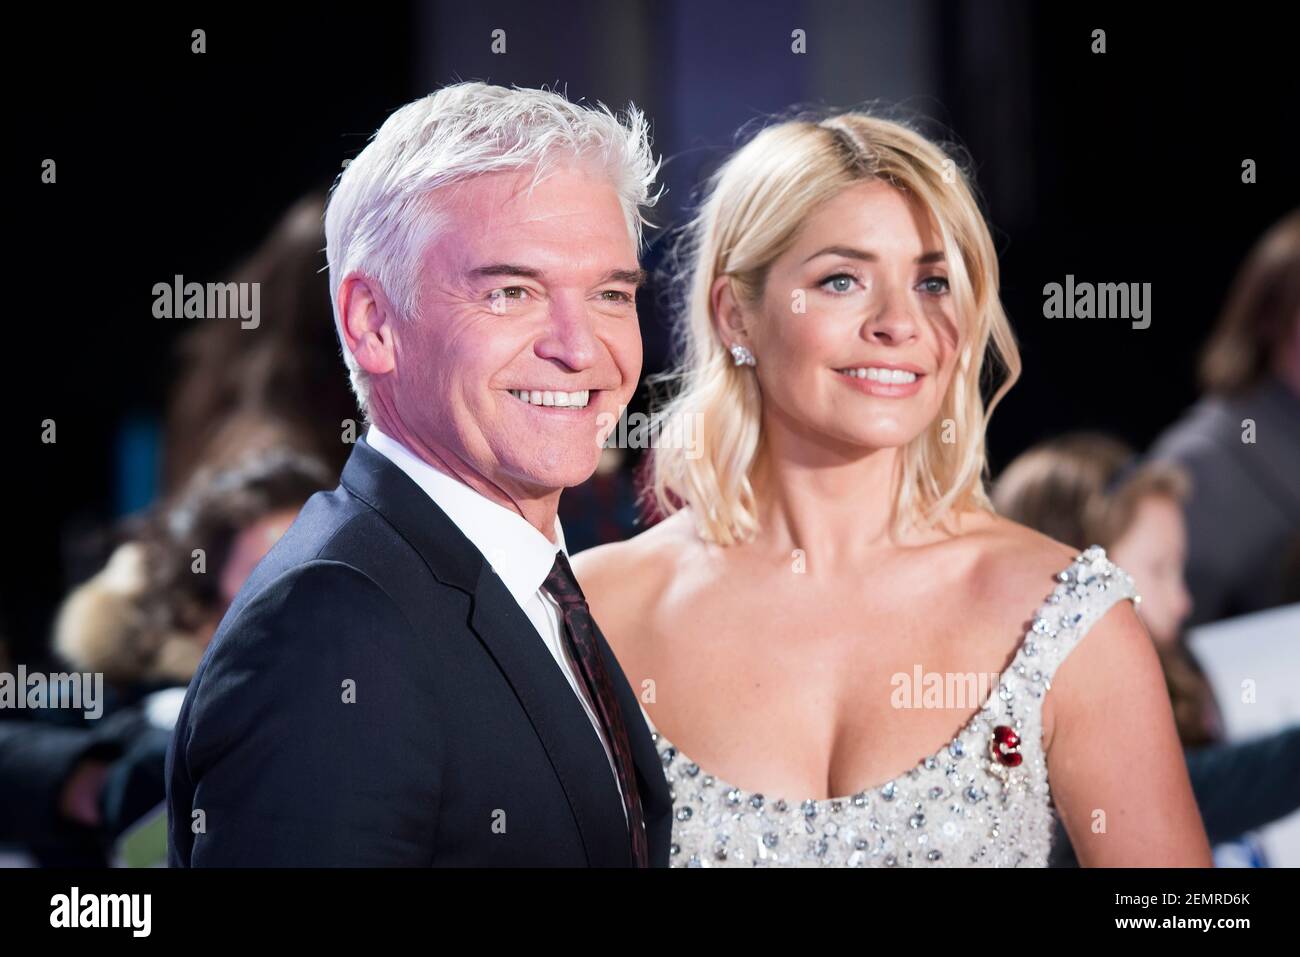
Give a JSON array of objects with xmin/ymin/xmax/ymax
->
[{"xmin": 10, "ymin": 1, "xmax": 1297, "ymax": 658}]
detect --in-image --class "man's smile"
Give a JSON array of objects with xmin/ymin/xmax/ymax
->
[{"xmin": 505, "ymin": 388, "xmax": 594, "ymax": 408}]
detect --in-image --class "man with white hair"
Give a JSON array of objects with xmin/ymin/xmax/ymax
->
[{"xmin": 165, "ymin": 82, "xmax": 670, "ymax": 866}]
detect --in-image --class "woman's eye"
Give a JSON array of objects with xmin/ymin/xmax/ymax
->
[
  {"xmin": 918, "ymin": 275, "xmax": 950, "ymax": 295},
  {"xmin": 819, "ymin": 273, "xmax": 858, "ymax": 294}
]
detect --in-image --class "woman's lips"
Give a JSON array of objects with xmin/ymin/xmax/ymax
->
[{"xmin": 833, "ymin": 367, "xmax": 925, "ymax": 398}]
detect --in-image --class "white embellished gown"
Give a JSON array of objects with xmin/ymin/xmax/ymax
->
[{"xmin": 644, "ymin": 546, "xmax": 1140, "ymax": 867}]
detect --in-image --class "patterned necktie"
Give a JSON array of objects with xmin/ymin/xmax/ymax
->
[{"xmin": 543, "ymin": 550, "xmax": 650, "ymax": 867}]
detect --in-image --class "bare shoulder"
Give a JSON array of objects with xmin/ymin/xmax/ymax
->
[
  {"xmin": 1047, "ymin": 556, "xmax": 1153, "ymax": 743},
  {"xmin": 569, "ymin": 509, "xmax": 699, "ymax": 593},
  {"xmin": 1035, "ymin": 560, "xmax": 1203, "ymax": 862},
  {"xmin": 954, "ymin": 512, "xmax": 1149, "ymax": 748},
  {"xmin": 964, "ymin": 514, "xmax": 1152, "ymax": 747},
  {"xmin": 955, "ymin": 510, "xmax": 1081, "ymax": 605},
  {"xmin": 963, "ymin": 513, "xmax": 1147, "ymax": 658},
  {"xmin": 569, "ymin": 510, "xmax": 702, "ymax": 651}
]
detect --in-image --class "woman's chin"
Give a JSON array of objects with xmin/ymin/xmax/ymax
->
[{"xmin": 830, "ymin": 424, "xmax": 925, "ymax": 453}]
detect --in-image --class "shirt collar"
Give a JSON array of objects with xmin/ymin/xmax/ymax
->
[{"xmin": 366, "ymin": 425, "xmax": 566, "ymax": 605}]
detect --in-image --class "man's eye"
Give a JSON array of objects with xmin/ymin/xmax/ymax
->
[
  {"xmin": 918, "ymin": 276, "xmax": 950, "ymax": 295},
  {"xmin": 488, "ymin": 286, "xmax": 529, "ymax": 302},
  {"xmin": 819, "ymin": 273, "xmax": 858, "ymax": 294},
  {"xmin": 600, "ymin": 289, "xmax": 634, "ymax": 303}
]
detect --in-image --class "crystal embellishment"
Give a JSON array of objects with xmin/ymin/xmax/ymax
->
[{"xmin": 648, "ymin": 546, "xmax": 1137, "ymax": 867}]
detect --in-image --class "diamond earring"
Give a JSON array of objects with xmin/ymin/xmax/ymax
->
[{"xmin": 730, "ymin": 343, "xmax": 756, "ymax": 367}]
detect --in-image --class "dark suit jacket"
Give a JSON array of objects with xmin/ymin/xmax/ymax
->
[{"xmin": 165, "ymin": 436, "xmax": 672, "ymax": 866}]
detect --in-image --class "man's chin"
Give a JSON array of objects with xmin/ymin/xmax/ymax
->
[{"xmin": 505, "ymin": 457, "xmax": 604, "ymax": 494}]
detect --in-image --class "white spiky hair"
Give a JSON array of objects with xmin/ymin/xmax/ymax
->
[{"xmin": 324, "ymin": 81, "xmax": 661, "ymax": 413}]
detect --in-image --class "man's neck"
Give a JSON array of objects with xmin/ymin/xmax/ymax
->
[{"xmin": 369, "ymin": 420, "xmax": 562, "ymax": 543}]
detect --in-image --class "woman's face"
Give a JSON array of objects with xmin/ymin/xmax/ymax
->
[
  {"xmin": 1110, "ymin": 494, "xmax": 1193, "ymax": 646},
  {"xmin": 732, "ymin": 179, "xmax": 962, "ymax": 453}
]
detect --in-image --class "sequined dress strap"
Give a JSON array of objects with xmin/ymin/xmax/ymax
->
[{"xmin": 1024, "ymin": 545, "xmax": 1142, "ymax": 690}]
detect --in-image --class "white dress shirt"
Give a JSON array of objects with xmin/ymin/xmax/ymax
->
[{"xmin": 365, "ymin": 426, "xmax": 625, "ymax": 810}]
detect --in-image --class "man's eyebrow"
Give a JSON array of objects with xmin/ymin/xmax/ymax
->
[
  {"xmin": 600, "ymin": 267, "xmax": 648, "ymax": 287},
  {"xmin": 466, "ymin": 263, "xmax": 546, "ymax": 281},
  {"xmin": 465, "ymin": 264, "xmax": 648, "ymax": 286},
  {"xmin": 801, "ymin": 245, "xmax": 947, "ymax": 265}
]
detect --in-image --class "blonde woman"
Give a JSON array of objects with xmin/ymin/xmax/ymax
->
[{"xmin": 572, "ymin": 112, "xmax": 1212, "ymax": 867}]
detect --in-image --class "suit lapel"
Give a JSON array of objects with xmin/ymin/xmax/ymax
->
[
  {"xmin": 340, "ymin": 438, "xmax": 634, "ymax": 865},
  {"xmin": 468, "ymin": 566, "xmax": 633, "ymax": 866}
]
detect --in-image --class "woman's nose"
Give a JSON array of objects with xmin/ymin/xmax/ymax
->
[{"xmin": 861, "ymin": 287, "xmax": 920, "ymax": 345}]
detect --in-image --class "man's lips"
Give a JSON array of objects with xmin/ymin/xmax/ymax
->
[{"xmin": 503, "ymin": 387, "xmax": 603, "ymax": 410}]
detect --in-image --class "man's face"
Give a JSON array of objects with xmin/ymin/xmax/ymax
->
[{"xmin": 387, "ymin": 164, "xmax": 643, "ymax": 497}]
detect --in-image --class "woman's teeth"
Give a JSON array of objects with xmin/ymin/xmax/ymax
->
[
  {"xmin": 836, "ymin": 367, "xmax": 918, "ymax": 384},
  {"xmin": 508, "ymin": 389, "xmax": 591, "ymax": 408}
]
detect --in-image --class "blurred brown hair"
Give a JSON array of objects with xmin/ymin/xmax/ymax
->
[
  {"xmin": 163, "ymin": 192, "xmax": 358, "ymax": 496},
  {"xmin": 1199, "ymin": 209, "xmax": 1300, "ymax": 396},
  {"xmin": 991, "ymin": 433, "xmax": 1189, "ymax": 550}
]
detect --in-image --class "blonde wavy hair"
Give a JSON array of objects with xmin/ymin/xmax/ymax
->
[{"xmin": 650, "ymin": 111, "xmax": 1021, "ymax": 545}]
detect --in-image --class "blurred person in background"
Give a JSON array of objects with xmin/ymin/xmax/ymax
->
[
  {"xmin": 4, "ymin": 187, "xmax": 351, "ymax": 865},
  {"xmin": 0, "ymin": 449, "xmax": 331, "ymax": 866},
  {"xmin": 161, "ymin": 192, "xmax": 359, "ymax": 496},
  {"xmin": 47, "ymin": 190, "xmax": 359, "ymax": 687},
  {"xmin": 1150, "ymin": 210, "xmax": 1300, "ymax": 627},
  {"xmin": 994, "ymin": 432, "xmax": 1300, "ymax": 867}
]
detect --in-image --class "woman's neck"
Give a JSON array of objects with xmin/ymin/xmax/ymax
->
[{"xmin": 749, "ymin": 430, "xmax": 905, "ymax": 562}]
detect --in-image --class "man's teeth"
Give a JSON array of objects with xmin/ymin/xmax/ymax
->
[
  {"xmin": 837, "ymin": 367, "xmax": 918, "ymax": 384},
  {"xmin": 508, "ymin": 389, "xmax": 591, "ymax": 408}
]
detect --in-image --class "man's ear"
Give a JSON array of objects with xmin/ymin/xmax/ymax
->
[
  {"xmin": 710, "ymin": 273, "xmax": 749, "ymax": 347},
  {"xmin": 338, "ymin": 274, "xmax": 397, "ymax": 376}
]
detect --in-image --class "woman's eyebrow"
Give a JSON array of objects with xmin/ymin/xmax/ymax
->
[{"xmin": 802, "ymin": 245, "xmax": 947, "ymax": 264}]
